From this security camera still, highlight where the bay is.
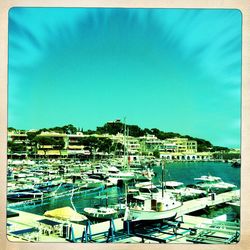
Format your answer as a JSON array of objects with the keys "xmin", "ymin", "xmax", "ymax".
[{"xmin": 11, "ymin": 161, "xmax": 240, "ymax": 221}]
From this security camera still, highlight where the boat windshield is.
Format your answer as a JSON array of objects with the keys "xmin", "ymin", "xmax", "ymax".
[
  {"xmin": 151, "ymin": 188, "xmax": 159, "ymax": 193},
  {"xmin": 109, "ymin": 170, "xmax": 119, "ymax": 174},
  {"xmin": 139, "ymin": 187, "xmax": 159, "ymax": 193},
  {"xmin": 139, "ymin": 187, "xmax": 151, "ymax": 193}
]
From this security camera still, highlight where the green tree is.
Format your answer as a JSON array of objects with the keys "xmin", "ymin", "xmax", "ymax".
[
  {"xmin": 127, "ymin": 125, "xmax": 144, "ymax": 137},
  {"xmin": 8, "ymin": 141, "xmax": 26, "ymax": 153},
  {"xmin": 8, "ymin": 127, "xmax": 16, "ymax": 132},
  {"xmin": 34, "ymin": 136, "xmax": 65, "ymax": 149},
  {"xmin": 153, "ymin": 150, "xmax": 160, "ymax": 158},
  {"xmin": 96, "ymin": 122, "xmax": 124, "ymax": 135},
  {"xmin": 62, "ymin": 124, "xmax": 78, "ymax": 134},
  {"xmin": 210, "ymin": 146, "xmax": 229, "ymax": 152}
]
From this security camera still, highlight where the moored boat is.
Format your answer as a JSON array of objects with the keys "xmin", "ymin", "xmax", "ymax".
[
  {"xmin": 74, "ymin": 178, "xmax": 106, "ymax": 190},
  {"xmin": 83, "ymin": 207, "xmax": 119, "ymax": 221},
  {"xmin": 231, "ymin": 161, "xmax": 241, "ymax": 168},
  {"xmin": 34, "ymin": 180, "xmax": 62, "ymax": 193},
  {"xmin": 194, "ymin": 175, "xmax": 237, "ymax": 193},
  {"xmin": 124, "ymin": 193, "xmax": 181, "ymax": 222},
  {"xmin": 158, "ymin": 181, "xmax": 207, "ymax": 201},
  {"xmin": 124, "ymin": 160, "xmax": 183, "ymax": 222},
  {"xmin": 7, "ymin": 188, "xmax": 43, "ymax": 201}
]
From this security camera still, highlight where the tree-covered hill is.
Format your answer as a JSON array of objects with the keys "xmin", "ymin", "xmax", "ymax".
[{"xmin": 8, "ymin": 121, "xmax": 230, "ymax": 152}]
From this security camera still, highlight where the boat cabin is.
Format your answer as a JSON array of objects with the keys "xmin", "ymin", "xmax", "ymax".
[{"xmin": 129, "ymin": 195, "xmax": 159, "ymax": 211}]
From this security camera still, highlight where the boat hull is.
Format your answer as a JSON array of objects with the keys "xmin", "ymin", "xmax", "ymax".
[
  {"xmin": 83, "ymin": 212, "xmax": 119, "ymax": 221},
  {"xmin": 128, "ymin": 208, "xmax": 178, "ymax": 222},
  {"xmin": 7, "ymin": 192, "xmax": 43, "ymax": 201},
  {"xmin": 83, "ymin": 208, "xmax": 119, "ymax": 221}
]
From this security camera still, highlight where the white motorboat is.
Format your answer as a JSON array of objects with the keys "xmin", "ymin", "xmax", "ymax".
[
  {"xmin": 83, "ymin": 207, "xmax": 119, "ymax": 220},
  {"xmin": 104, "ymin": 166, "xmax": 140, "ymax": 185},
  {"xmin": 76, "ymin": 178, "xmax": 106, "ymax": 190},
  {"xmin": 88, "ymin": 165, "xmax": 135, "ymax": 183},
  {"xmin": 159, "ymin": 181, "xmax": 207, "ymax": 201},
  {"xmin": 194, "ymin": 175, "xmax": 237, "ymax": 193}
]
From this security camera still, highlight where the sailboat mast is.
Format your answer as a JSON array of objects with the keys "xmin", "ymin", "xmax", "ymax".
[
  {"xmin": 123, "ymin": 118, "xmax": 126, "ymax": 168},
  {"xmin": 124, "ymin": 182, "xmax": 128, "ymax": 206},
  {"xmin": 127, "ymin": 127, "xmax": 130, "ymax": 171},
  {"xmin": 161, "ymin": 161, "xmax": 164, "ymax": 198}
]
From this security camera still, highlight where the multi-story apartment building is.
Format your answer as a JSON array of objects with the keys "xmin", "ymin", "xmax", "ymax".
[
  {"xmin": 8, "ymin": 131, "xmax": 28, "ymax": 143},
  {"xmin": 8, "ymin": 131, "xmax": 29, "ymax": 157},
  {"xmin": 166, "ymin": 138, "xmax": 197, "ymax": 153},
  {"xmin": 126, "ymin": 138, "xmax": 141, "ymax": 155},
  {"xmin": 139, "ymin": 134, "xmax": 163, "ymax": 152},
  {"xmin": 160, "ymin": 138, "xmax": 211, "ymax": 161},
  {"xmin": 35, "ymin": 131, "xmax": 67, "ymax": 156},
  {"xmin": 159, "ymin": 143, "xmax": 177, "ymax": 153},
  {"xmin": 110, "ymin": 133, "xmax": 141, "ymax": 155},
  {"xmin": 67, "ymin": 132, "xmax": 90, "ymax": 156}
]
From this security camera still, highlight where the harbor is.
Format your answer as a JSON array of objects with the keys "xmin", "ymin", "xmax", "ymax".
[
  {"xmin": 6, "ymin": 158, "xmax": 240, "ymax": 244},
  {"xmin": 6, "ymin": 121, "xmax": 241, "ymax": 244},
  {"xmin": 7, "ymin": 190, "xmax": 240, "ymax": 244}
]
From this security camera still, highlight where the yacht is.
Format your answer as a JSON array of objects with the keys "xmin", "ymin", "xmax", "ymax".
[
  {"xmin": 194, "ymin": 175, "xmax": 237, "ymax": 193},
  {"xmin": 158, "ymin": 181, "xmax": 207, "ymax": 201},
  {"xmin": 103, "ymin": 166, "xmax": 135, "ymax": 185}
]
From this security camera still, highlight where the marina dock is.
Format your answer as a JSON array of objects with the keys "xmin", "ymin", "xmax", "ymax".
[
  {"xmin": 176, "ymin": 189, "xmax": 240, "ymax": 217},
  {"xmin": 7, "ymin": 189, "xmax": 240, "ymax": 243}
]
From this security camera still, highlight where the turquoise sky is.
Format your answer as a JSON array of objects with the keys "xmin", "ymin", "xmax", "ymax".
[{"xmin": 8, "ymin": 8, "xmax": 241, "ymax": 148}]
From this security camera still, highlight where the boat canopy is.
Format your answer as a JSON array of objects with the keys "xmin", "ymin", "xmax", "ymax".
[{"xmin": 44, "ymin": 206, "xmax": 87, "ymax": 222}]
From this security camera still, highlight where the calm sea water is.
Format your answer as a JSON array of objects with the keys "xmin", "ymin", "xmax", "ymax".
[
  {"xmin": 12, "ymin": 162, "xmax": 240, "ymax": 220},
  {"xmin": 153, "ymin": 161, "xmax": 240, "ymax": 187}
]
